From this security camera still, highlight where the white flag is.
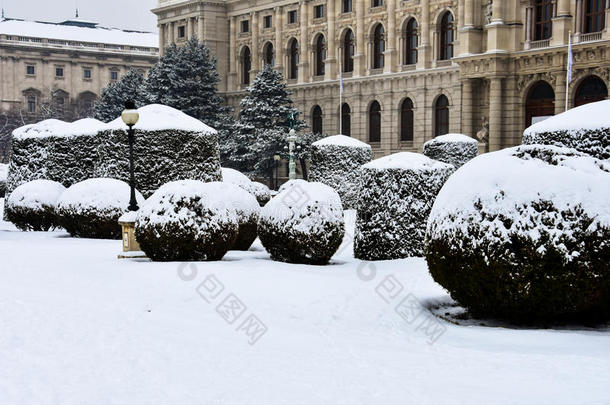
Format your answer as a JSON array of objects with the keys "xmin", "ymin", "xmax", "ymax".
[
  {"xmin": 340, "ymin": 71, "xmax": 344, "ymax": 93},
  {"xmin": 567, "ymin": 33, "xmax": 573, "ymax": 84}
]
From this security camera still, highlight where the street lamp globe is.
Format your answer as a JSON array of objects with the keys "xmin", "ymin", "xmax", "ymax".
[{"xmin": 121, "ymin": 100, "xmax": 139, "ymax": 126}]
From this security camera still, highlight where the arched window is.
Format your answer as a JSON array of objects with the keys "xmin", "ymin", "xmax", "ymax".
[
  {"xmin": 241, "ymin": 46, "xmax": 251, "ymax": 84},
  {"xmin": 585, "ymin": 0, "xmax": 606, "ymax": 33},
  {"xmin": 263, "ymin": 42, "xmax": 274, "ymax": 66},
  {"xmin": 341, "ymin": 103, "xmax": 351, "ymax": 136},
  {"xmin": 404, "ymin": 18, "xmax": 418, "ymax": 65},
  {"xmin": 525, "ymin": 81, "xmax": 555, "ymax": 127},
  {"xmin": 534, "ymin": 0, "xmax": 553, "ymax": 40},
  {"xmin": 343, "ymin": 0, "xmax": 353, "ymax": 13},
  {"xmin": 369, "ymin": 100, "xmax": 381, "ymax": 142},
  {"xmin": 288, "ymin": 38, "xmax": 299, "ymax": 80},
  {"xmin": 78, "ymin": 91, "xmax": 97, "ymax": 118},
  {"xmin": 27, "ymin": 95, "xmax": 36, "ymax": 113},
  {"xmin": 575, "ymin": 76, "xmax": 608, "ymax": 107},
  {"xmin": 312, "ymin": 105, "xmax": 323, "ymax": 134},
  {"xmin": 400, "ymin": 98, "xmax": 414, "ymax": 142},
  {"xmin": 372, "ymin": 24, "xmax": 385, "ymax": 69},
  {"xmin": 52, "ymin": 90, "xmax": 69, "ymax": 115},
  {"xmin": 314, "ymin": 35, "xmax": 326, "ymax": 76},
  {"xmin": 434, "ymin": 95, "xmax": 449, "ymax": 136},
  {"xmin": 439, "ymin": 12, "xmax": 454, "ymax": 60},
  {"xmin": 343, "ymin": 29, "xmax": 355, "ymax": 72}
]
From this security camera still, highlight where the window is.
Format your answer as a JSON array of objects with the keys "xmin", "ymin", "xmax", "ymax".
[
  {"xmin": 404, "ymin": 18, "xmax": 418, "ymax": 65},
  {"xmin": 371, "ymin": 0, "xmax": 382, "ymax": 7},
  {"xmin": 26, "ymin": 65, "xmax": 35, "ymax": 76},
  {"xmin": 312, "ymin": 105, "xmax": 323, "ymax": 134},
  {"xmin": 288, "ymin": 38, "xmax": 299, "ymax": 79},
  {"xmin": 343, "ymin": 29, "xmax": 354, "ymax": 72},
  {"xmin": 110, "ymin": 71, "xmax": 119, "ymax": 81},
  {"xmin": 263, "ymin": 42, "xmax": 274, "ymax": 66},
  {"xmin": 27, "ymin": 95, "xmax": 36, "ymax": 113},
  {"xmin": 369, "ymin": 101, "xmax": 381, "ymax": 142},
  {"xmin": 241, "ymin": 20, "xmax": 250, "ymax": 33},
  {"xmin": 439, "ymin": 12, "xmax": 454, "ymax": 60},
  {"xmin": 400, "ymin": 98, "xmax": 414, "ymax": 141},
  {"xmin": 264, "ymin": 15, "xmax": 273, "ymax": 29},
  {"xmin": 434, "ymin": 95, "xmax": 449, "ymax": 136},
  {"xmin": 534, "ymin": 0, "xmax": 553, "ymax": 40},
  {"xmin": 241, "ymin": 46, "xmax": 251, "ymax": 85},
  {"xmin": 178, "ymin": 25, "xmax": 186, "ymax": 38},
  {"xmin": 341, "ymin": 103, "xmax": 351, "ymax": 136},
  {"xmin": 314, "ymin": 35, "xmax": 326, "ymax": 76},
  {"xmin": 314, "ymin": 5, "xmax": 325, "ymax": 19},
  {"xmin": 525, "ymin": 81, "xmax": 555, "ymax": 127},
  {"xmin": 55, "ymin": 67, "xmax": 64, "ymax": 77},
  {"xmin": 288, "ymin": 10, "xmax": 297, "ymax": 24},
  {"xmin": 343, "ymin": 0, "xmax": 353, "ymax": 13},
  {"xmin": 575, "ymin": 75, "xmax": 608, "ymax": 107},
  {"xmin": 584, "ymin": 0, "xmax": 605, "ymax": 33},
  {"xmin": 372, "ymin": 24, "xmax": 385, "ymax": 69},
  {"xmin": 83, "ymin": 68, "xmax": 92, "ymax": 79}
]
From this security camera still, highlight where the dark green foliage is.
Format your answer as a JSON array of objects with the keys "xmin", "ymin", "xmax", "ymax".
[
  {"xmin": 234, "ymin": 221, "xmax": 258, "ymax": 251},
  {"xmin": 94, "ymin": 69, "xmax": 147, "ymax": 123},
  {"xmin": 56, "ymin": 208, "xmax": 123, "ymax": 239},
  {"xmin": 422, "ymin": 136, "xmax": 478, "ymax": 168},
  {"xmin": 5, "ymin": 204, "xmax": 58, "ymax": 231},
  {"xmin": 522, "ymin": 128, "xmax": 610, "ymax": 160},
  {"xmin": 5, "ymin": 136, "xmax": 50, "ymax": 196}
]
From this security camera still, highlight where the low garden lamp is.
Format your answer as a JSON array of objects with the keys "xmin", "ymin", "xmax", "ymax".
[{"xmin": 121, "ymin": 100, "xmax": 140, "ymax": 212}]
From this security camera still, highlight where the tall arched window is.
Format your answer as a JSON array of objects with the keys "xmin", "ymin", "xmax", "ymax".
[
  {"xmin": 439, "ymin": 12, "xmax": 454, "ymax": 60},
  {"xmin": 314, "ymin": 35, "xmax": 326, "ymax": 76},
  {"xmin": 372, "ymin": 24, "xmax": 385, "ymax": 69},
  {"xmin": 400, "ymin": 98, "xmax": 414, "ymax": 142},
  {"xmin": 404, "ymin": 18, "xmax": 418, "ymax": 65},
  {"xmin": 434, "ymin": 95, "xmax": 449, "ymax": 136},
  {"xmin": 525, "ymin": 81, "xmax": 555, "ymax": 127},
  {"xmin": 312, "ymin": 105, "xmax": 323, "ymax": 134},
  {"xmin": 369, "ymin": 100, "xmax": 381, "ymax": 142},
  {"xmin": 585, "ymin": 0, "xmax": 606, "ymax": 33},
  {"xmin": 534, "ymin": 0, "xmax": 553, "ymax": 40},
  {"xmin": 288, "ymin": 38, "xmax": 299, "ymax": 80},
  {"xmin": 341, "ymin": 103, "xmax": 351, "ymax": 136},
  {"xmin": 343, "ymin": 29, "xmax": 355, "ymax": 72},
  {"xmin": 343, "ymin": 0, "xmax": 352, "ymax": 13},
  {"xmin": 263, "ymin": 42, "xmax": 274, "ymax": 66},
  {"xmin": 575, "ymin": 75, "xmax": 608, "ymax": 107},
  {"xmin": 241, "ymin": 46, "xmax": 251, "ymax": 85}
]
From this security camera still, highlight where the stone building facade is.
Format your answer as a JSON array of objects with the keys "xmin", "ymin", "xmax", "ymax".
[{"xmin": 154, "ymin": 0, "xmax": 610, "ymax": 156}]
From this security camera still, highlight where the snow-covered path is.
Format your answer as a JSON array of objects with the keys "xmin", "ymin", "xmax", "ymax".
[{"xmin": 1, "ymin": 211, "xmax": 609, "ymax": 404}]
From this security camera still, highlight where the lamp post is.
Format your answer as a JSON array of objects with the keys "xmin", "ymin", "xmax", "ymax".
[{"xmin": 121, "ymin": 100, "xmax": 140, "ymax": 212}]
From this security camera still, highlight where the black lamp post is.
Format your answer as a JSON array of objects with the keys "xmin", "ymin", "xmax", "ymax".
[{"xmin": 121, "ymin": 100, "xmax": 140, "ymax": 212}]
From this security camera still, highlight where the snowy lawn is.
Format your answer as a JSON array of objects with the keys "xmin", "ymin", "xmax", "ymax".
[{"xmin": 1, "ymin": 204, "xmax": 609, "ymax": 404}]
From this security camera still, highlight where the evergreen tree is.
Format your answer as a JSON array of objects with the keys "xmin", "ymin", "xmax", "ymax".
[{"xmin": 94, "ymin": 70, "xmax": 146, "ymax": 122}]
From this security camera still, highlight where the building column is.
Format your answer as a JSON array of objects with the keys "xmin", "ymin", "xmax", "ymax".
[
  {"xmin": 464, "ymin": 0, "xmax": 474, "ymax": 27},
  {"xmin": 459, "ymin": 0, "xmax": 482, "ymax": 55},
  {"xmin": 461, "ymin": 78, "xmax": 474, "ymax": 138},
  {"xmin": 418, "ymin": 0, "xmax": 431, "ymax": 69},
  {"xmin": 487, "ymin": 0, "xmax": 509, "ymax": 51},
  {"xmin": 354, "ymin": 0, "xmax": 366, "ymax": 75},
  {"xmin": 159, "ymin": 24, "xmax": 166, "ymax": 55},
  {"xmin": 384, "ymin": 0, "xmax": 397, "ymax": 73},
  {"xmin": 325, "ymin": 0, "xmax": 337, "ymax": 80},
  {"xmin": 298, "ymin": 1, "xmax": 310, "ymax": 83},
  {"xmin": 489, "ymin": 77, "xmax": 503, "ymax": 151},
  {"xmin": 198, "ymin": 16, "xmax": 204, "ymax": 40},
  {"xmin": 228, "ymin": 16, "xmax": 237, "ymax": 91},
  {"xmin": 275, "ymin": 7, "xmax": 284, "ymax": 75},
  {"xmin": 552, "ymin": 0, "xmax": 572, "ymax": 45},
  {"xmin": 251, "ymin": 11, "xmax": 260, "ymax": 78},
  {"xmin": 555, "ymin": 72, "xmax": 567, "ymax": 113},
  {"xmin": 524, "ymin": 7, "xmax": 533, "ymax": 49},
  {"xmin": 169, "ymin": 22, "xmax": 175, "ymax": 44},
  {"xmin": 187, "ymin": 18, "xmax": 193, "ymax": 40}
]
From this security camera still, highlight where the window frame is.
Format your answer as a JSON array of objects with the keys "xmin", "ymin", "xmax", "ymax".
[
  {"xmin": 369, "ymin": 100, "xmax": 382, "ymax": 142},
  {"xmin": 404, "ymin": 18, "xmax": 418, "ymax": 65},
  {"xmin": 439, "ymin": 12, "xmax": 454, "ymax": 61}
]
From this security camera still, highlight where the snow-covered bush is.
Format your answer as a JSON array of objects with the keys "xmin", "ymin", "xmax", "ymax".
[
  {"xmin": 423, "ymin": 133, "xmax": 478, "ymax": 168},
  {"xmin": 0, "ymin": 163, "xmax": 7, "ymax": 197},
  {"xmin": 95, "ymin": 105, "xmax": 222, "ymax": 198},
  {"xmin": 135, "ymin": 180, "xmax": 239, "ymax": 261},
  {"xmin": 221, "ymin": 167, "xmax": 271, "ymax": 206},
  {"xmin": 425, "ymin": 145, "xmax": 610, "ymax": 322},
  {"xmin": 309, "ymin": 135, "xmax": 372, "ymax": 209},
  {"xmin": 5, "ymin": 179, "xmax": 65, "ymax": 231},
  {"xmin": 56, "ymin": 178, "xmax": 144, "ymax": 239},
  {"xmin": 354, "ymin": 153, "xmax": 454, "ymax": 260},
  {"xmin": 522, "ymin": 100, "xmax": 610, "ymax": 160},
  {"xmin": 247, "ymin": 182, "xmax": 271, "ymax": 206},
  {"xmin": 258, "ymin": 180, "xmax": 345, "ymax": 264}
]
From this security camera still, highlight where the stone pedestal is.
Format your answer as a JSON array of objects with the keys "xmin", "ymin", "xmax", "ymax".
[{"xmin": 118, "ymin": 211, "xmax": 146, "ymax": 259}]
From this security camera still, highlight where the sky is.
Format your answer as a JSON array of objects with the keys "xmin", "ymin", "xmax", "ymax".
[{"xmin": 2, "ymin": 0, "xmax": 159, "ymax": 33}]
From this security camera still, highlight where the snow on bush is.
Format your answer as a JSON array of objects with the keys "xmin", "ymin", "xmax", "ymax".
[
  {"xmin": 5, "ymin": 179, "xmax": 65, "ymax": 231},
  {"xmin": 258, "ymin": 180, "xmax": 345, "ymax": 264},
  {"xmin": 522, "ymin": 100, "xmax": 610, "ymax": 160},
  {"xmin": 95, "ymin": 104, "xmax": 222, "ymax": 198},
  {"xmin": 422, "ymin": 133, "xmax": 478, "ymax": 168},
  {"xmin": 56, "ymin": 178, "xmax": 144, "ymax": 239},
  {"xmin": 135, "ymin": 180, "xmax": 239, "ymax": 261},
  {"xmin": 0, "ymin": 163, "xmax": 7, "ymax": 197},
  {"xmin": 425, "ymin": 145, "xmax": 610, "ymax": 322},
  {"xmin": 221, "ymin": 167, "xmax": 271, "ymax": 206},
  {"xmin": 309, "ymin": 135, "xmax": 372, "ymax": 209},
  {"xmin": 354, "ymin": 152, "xmax": 455, "ymax": 260}
]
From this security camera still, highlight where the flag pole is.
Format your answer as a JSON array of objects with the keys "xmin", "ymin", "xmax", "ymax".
[
  {"xmin": 565, "ymin": 31, "xmax": 572, "ymax": 112},
  {"xmin": 339, "ymin": 56, "xmax": 343, "ymax": 135}
]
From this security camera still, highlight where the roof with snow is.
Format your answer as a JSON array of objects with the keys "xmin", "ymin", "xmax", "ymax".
[{"xmin": 0, "ymin": 18, "xmax": 158, "ymax": 49}]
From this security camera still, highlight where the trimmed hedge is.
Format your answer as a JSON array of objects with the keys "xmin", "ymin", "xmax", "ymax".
[
  {"xmin": 425, "ymin": 145, "xmax": 610, "ymax": 323},
  {"xmin": 5, "ymin": 179, "xmax": 65, "ymax": 231},
  {"xmin": 422, "ymin": 133, "xmax": 478, "ymax": 168},
  {"xmin": 215, "ymin": 182, "xmax": 260, "ymax": 251}
]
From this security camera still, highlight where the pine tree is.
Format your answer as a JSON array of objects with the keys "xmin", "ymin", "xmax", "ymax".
[{"xmin": 94, "ymin": 69, "xmax": 146, "ymax": 122}]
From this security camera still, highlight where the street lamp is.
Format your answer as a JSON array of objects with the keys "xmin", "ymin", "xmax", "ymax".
[{"xmin": 121, "ymin": 100, "xmax": 140, "ymax": 211}]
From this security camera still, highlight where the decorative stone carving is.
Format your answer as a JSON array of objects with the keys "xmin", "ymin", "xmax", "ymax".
[
  {"xmin": 476, "ymin": 116, "xmax": 489, "ymax": 144},
  {"xmin": 485, "ymin": 1, "xmax": 493, "ymax": 24}
]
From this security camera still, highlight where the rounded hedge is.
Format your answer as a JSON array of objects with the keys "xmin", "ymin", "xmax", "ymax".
[
  {"xmin": 309, "ymin": 135, "xmax": 373, "ymax": 209},
  {"xmin": 215, "ymin": 182, "xmax": 260, "ymax": 251},
  {"xmin": 56, "ymin": 178, "xmax": 144, "ymax": 239},
  {"xmin": 354, "ymin": 152, "xmax": 455, "ymax": 260},
  {"xmin": 135, "ymin": 180, "xmax": 239, "ymax": 261},
  {"xmin": 258, "ymin": 180, "xmax": 345, "ymax": 265},
  {"xmin": 425, "ymin": 145, "xmax": 610, "ymax": 323},
  {"xmin": 221, "ymin": 167, "xmax": 271, "ymax": 206},
  {"xmin": 5, "ymin": 179, "xmax": 65, "ymax": 231},
  {"xmin": 422, "ymin": 133, "xmax": 478, "ymax": 168}
]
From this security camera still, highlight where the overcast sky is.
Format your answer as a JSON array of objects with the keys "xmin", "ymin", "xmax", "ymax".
[{"xmin": 2, "ymin": 0, "xmax": 159, "ymax": 32}]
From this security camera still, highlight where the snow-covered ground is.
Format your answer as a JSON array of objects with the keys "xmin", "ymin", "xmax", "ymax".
[{"xmin": 1, "ymin": 201, "xmax": 609, "ymax": 404}]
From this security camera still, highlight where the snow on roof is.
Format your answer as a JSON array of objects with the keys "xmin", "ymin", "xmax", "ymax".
[
  {"xmin": 424, "ymin": 134, "xmax": 478, "ymax": 145},
  {"xmin": 524, "ymin": 99, "xmax": 610, "ymax": 135},
  {"xmin": 107, "ymin": 104, "xmax": 217, "ymax": 134},
  {"xmin": 0, "ymin": 18, "xmax": 158, "ymax": 48},
  {"xmin": 363, "ymin": 152, "xmax": 454, "ymax": 171},
  {"xmin": 12, "ymin": 118, "xmax": 109, "ymax": 140},
  {"xmin": 313, "ymin": 135, "xmax": 372, "ymax": 149}
]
